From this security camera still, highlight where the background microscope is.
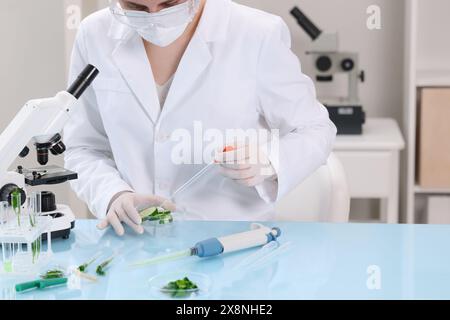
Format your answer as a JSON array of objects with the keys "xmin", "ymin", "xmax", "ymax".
[{"xmin": 291, "ymin": 6, "xmax": 366, "ymax": 135}]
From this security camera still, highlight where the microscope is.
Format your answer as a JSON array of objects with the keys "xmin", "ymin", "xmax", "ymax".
[
  {"xmin": 290, "ymin": 7, "xmax": 366, "ymax": 135},
  {"xmin": 0, "ymin": 65, "xmax": 99, "ymax": 239}
]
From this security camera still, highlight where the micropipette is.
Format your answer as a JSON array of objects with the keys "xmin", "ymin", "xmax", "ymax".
[{"xmin": 131, "ymin": 223, "xmax": 281, "ymax": 267}]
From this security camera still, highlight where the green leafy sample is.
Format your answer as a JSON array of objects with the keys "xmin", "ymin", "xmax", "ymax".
[
  {"xmin": 11, "ymin": 188, "xmax": 21, "ymax": 227},
  {"xmin": 31, "ymin": 237, "xmax": 41, "ymax": 264},
  {"xmin": 162, "ymin": 277, "xmax": 199, "ymax": 298},
  {"xmin": 41, "ymin": 269, "xmax": 65, "ymax": 279},
  {"xmin": 96, "ymin": 257, "xmax": 114, "ymax": 276},
  {"xmin": 77, "ymin": 255, "xmax": 100, "ymax": 273},
  {"xmin": 29, "ymin": 212, "xmax": 36, "ymax": 228},
  {"xmin": 139, "ymin": 207, "xmax": 173, "ymax": 225}
]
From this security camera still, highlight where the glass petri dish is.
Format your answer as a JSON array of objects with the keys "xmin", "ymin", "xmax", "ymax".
[
  {"xmin": 142, "ymin": 211, "xmax": 185, "ymax": 237},
  {"xmin": 148, "ymin": 271, "xmax": 212, "ymax": 299}
]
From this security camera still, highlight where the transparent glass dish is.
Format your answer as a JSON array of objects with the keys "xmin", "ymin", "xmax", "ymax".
[
  {"xmin": 142, "ymin": 211, "xmax": 185, "ymax": 238},
  {"xmin": 148, "ymin": 271, "xmax": 212, "ymax": 299}
]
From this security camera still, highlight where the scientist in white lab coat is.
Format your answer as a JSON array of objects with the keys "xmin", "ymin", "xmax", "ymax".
[{"xmin": 64, "ymin": 0, "xmax": 337, "ymax": 236}]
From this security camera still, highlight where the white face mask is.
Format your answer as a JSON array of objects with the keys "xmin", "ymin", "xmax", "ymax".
[
  {"xmin": 136, "ymin": 20, "xmax": 191, "ymax": 47},
  {"xmin": 110, "ymin": 0, "xmax": 200, "ymax": 47}
]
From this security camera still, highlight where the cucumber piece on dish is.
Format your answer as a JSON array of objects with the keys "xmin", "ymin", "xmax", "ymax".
[{"xmin": 140, "ymin": 207, "xmax": 158, "ymax": 221}]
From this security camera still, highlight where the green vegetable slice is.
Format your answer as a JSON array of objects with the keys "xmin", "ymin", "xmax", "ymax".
[
  {"xmin": 41, "ymin": 269, "xmax": 65, "ymax": 279},
  {"xmin": 139, "ymin": 207, "xmax": 173, "ymax": 224},
  {"xmin": 162, "ymin": 277, "xmax": 199, "ymax": 298},
  {"xmin": 140, "ymin": 207, "xmax": 158, "ymax": 220}
]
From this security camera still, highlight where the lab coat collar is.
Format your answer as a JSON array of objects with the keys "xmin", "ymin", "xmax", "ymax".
[
  {"xmin": 108, "ymin": 0, "xmax": 231, "ymax": 124},
  {"xmin": 111, "ymin": 36, "xmax": 161, "ymax": 124},
  {"xmin": 197, "ymin": 0, "xmax": 231, "ymax": 43},
  {"xmin": 107, "ymin": 11, "xmax": 133, "ymax": 40}
]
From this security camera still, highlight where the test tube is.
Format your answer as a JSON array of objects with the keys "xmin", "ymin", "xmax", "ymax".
[
  {"xmin": 2, "ymin": 243, "xmax": 13, "ymax": 273},
  {"xmin": 1, "ymin": 203, "xmax": 6, "ymax": 271},
  {"xmin": 31, "ymin": 238, "xmax": 41, "ymax": 264},
  {"xmin": 36, "ymin": 192, "xmax": 42, "ymax": 216},
  {"xmin": 27, "ymin": 192, "xmax": 41, "ymax": 228},
  {"xmin": 1, "ymin": 202, "xmax": 13, "ymax": 273},
  {"xmin": 0, "ymin": 201, "xmax": 7, "ymax": 225},
  {"xmin": 35, "ymin": 192, "xmax": 42, "ymax": 262},
  {"xmin": 11, "ymin": 189, "xmax": 21, "ymax": 227},
  {"xmin": 33, "ymin": 192, "xmax": 42, "ymax": 264},
  {"xmin": 27, "ymin": 196, "xmax": 34, "ymax": 228}
]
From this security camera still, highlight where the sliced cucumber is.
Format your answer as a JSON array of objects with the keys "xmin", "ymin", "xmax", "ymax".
[
  {"xmin": 140, "ymin": 207, "xmax": 158, "ymax": 221},
  {"xmin": 140, "ymin": 206, "xmax": 173, "ymax": 224}
]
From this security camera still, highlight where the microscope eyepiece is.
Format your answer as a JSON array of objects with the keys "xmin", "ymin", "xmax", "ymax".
[
  {"xmin": 67, "ymin": 64, "xmax": 100, "ymax": 99},
  {"xmin": 290, "ymin": 7, "xmax": 322, "ymax": 41}
]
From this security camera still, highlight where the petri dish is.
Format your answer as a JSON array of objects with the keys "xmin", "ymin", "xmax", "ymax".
[
  {"xmin": 142, "ymin": 211, "xmax": 185, "ymax": 238},
  {"xmin": 148, "ymin": 271, "xmax": 212, "ymax": 299}
]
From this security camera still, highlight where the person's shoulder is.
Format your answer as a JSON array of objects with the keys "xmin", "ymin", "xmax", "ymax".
[
  {"xmin": 78, "ymin": 8, "xmax": 113, "ymax": 34},
  {"xmin": 229, "ymin": 1, "xmax": 286, "ymax": 35}
]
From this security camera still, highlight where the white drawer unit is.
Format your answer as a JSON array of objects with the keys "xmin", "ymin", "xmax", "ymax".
[
  {"xmin": 334, "ymin": 118, "xmax": 405, "ymax": 223},
  {"xmin": 336, "ymin": 151, "xmax": 393, "ymax": 198}
]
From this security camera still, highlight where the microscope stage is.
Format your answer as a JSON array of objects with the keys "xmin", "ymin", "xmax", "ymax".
[{"xmin": 21, "ymin": 165, "xmax": 78, "ymax": 186}]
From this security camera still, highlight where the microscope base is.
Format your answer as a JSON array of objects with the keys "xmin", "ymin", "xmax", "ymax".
[
  {"xmin": 40, "ymin": 204, "xmax": 75, "ymax": 240},
  {"xmin": 325, "ymin": 104, "xmax": 366, "ymax": 135}
]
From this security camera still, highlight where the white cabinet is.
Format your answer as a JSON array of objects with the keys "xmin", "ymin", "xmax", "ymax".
[
  {"xmin": 334, "ymin": 118, "xmax": 405, "ymax": 223},
  {"xmin": 336, "ymin": 151, "xmax": 392, "ymax": 198}
]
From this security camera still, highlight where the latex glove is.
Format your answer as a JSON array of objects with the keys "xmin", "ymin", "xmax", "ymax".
[
  {"xmin": 97, "ymin": 192, "xmax": 175, "ymax": 236},
  {"xmin": 215, "ymin": 144, "xmax": 277, "ymax": 187}
]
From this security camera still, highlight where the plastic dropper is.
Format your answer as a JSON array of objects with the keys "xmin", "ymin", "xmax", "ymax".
[{"xmin": 169, "ymin": 146, "xmax": 237, "ymax": 201}]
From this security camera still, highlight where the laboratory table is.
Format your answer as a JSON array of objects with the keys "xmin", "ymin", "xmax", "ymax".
[{"xmin": 1, "ymin": 220, "xmax": 450, "ymax": 300}]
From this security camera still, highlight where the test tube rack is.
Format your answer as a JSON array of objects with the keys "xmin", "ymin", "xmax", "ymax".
[{"xmin": 0, "ymin": 214, "xmax": 53, "ymax": 276}]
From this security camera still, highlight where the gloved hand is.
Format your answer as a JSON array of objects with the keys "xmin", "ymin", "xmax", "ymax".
[
  {"xmin": 215, "ymin": 144, "xmax": 277, "ymax": 187},
  {"xmin": 97, "ymin": 192, "xmax": 176, "ymax": 236}
]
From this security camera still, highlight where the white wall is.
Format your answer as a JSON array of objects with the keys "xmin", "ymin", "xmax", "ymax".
[
  {"xmin": 416, "ymin": 0, "xmax": 450, "ymax": 71},
  {"xmin": 0, "ymin": 1, "xmax": 106, "ymax": 219},
  {"xmin": 0, "ymin": 1, "xmax": 66, "ymax": 114},
  {"xmin": 0, "ymin": 1, "xmax": 75, "ymax": 213}
]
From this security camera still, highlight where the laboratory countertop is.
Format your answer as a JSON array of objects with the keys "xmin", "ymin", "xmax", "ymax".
[{"xmin": 1, "ymin": 220, "xmax": 450, "ymax": 300}]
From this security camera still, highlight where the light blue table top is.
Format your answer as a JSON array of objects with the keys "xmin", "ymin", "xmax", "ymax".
[{"xmin": 2, "ymin": 220, "xmax": 450, "ymax": 300}]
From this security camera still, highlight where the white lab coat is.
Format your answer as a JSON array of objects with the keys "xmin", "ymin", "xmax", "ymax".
[{"xmin": 64, "ymin": 0, "xmax": 336, "ymax": 221}]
